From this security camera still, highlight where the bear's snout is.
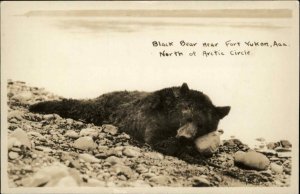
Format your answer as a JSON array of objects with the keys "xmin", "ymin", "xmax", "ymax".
[{"xmin": 176, "ymin": 122, "xmax": 197, "ymax": 139}]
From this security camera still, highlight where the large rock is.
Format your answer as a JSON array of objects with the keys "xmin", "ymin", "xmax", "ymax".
[
  {"xmin": 234, "ymin": 151, "xmax": 270, "ymax": 170},
  {"xmin": 73, "ymin": 137, "xmax": 97, "ymax": 150},
  {"xmin": 194, "ymin": 131, "xmax": 220, "ymax": 155}
]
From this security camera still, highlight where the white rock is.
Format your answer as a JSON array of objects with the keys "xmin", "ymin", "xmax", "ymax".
[
  {"xmin": 105, "ymin": 156, "xmax": 123, "ymax": 165},
  {"xmin": 8, "ymin": 151, "xmax": 19, "ymax": 160},
  {"xmin": 194, "ymin": 131, "xmax": 220, "ymax": 155},
  {"xmin": 103, "ymin": 124, "xmax": 118, "ymax": 135},
  {"xmin": 43, "ymin": 114, "xmax": 55, "ymax": 120},
  {"xmin": 64, "ymin": 130, "xmax": 79, "ymax": 138},
  {"xmin": 78, "ymin": 153, "xmax": 100, "ymax": 163},
  {"xmin": 144, "ymin": 152, "xmax": 164, "ymax": 160},
  {"xmin": 79, "ymin": 128, "xmax": 99, "ymax": 137},
  {"xmin": 234, "ymin": 151, "xmax": 270, "ymax": 170},
  {"xmin": 123, "ymin": 147, "xmax": 141, "ymax": 158},
  {"xmin": 73, "ymin": 137, "xmax": 97, "ymax": 150}
]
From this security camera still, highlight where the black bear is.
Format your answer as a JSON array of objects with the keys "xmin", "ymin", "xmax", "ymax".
[{"xmin": 29, "ymin": 83, "xmax": 230, "ymax": 156}]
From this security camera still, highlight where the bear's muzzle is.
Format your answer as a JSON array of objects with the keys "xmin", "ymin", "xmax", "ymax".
[{"xmin": 176, "ymin": 122, "xmax": 197, "ymax": 139}]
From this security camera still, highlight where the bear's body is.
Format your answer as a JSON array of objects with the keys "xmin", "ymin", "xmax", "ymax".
[{"xmin": 29, "ymin": 83, "xmax": 230, "ymax": 156}]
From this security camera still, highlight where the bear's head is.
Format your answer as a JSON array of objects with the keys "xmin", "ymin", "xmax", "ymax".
[{"xmin": 144, "ymin": 83, "xmax": 230, "ymax": 141}]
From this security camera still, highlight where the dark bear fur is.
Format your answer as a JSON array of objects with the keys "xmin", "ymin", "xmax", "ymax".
[{"xmin": 29, "ymin": 83, "xmax": 230, "ymax": 157}]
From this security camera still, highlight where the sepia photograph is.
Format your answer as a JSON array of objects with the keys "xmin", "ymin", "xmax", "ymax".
[{"xmin": 1, "ymin": 1, "xmax": 299, "ymax": 194}]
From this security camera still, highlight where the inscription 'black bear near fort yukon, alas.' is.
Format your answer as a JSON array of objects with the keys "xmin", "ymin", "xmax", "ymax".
[{"xmin": 29, "ymin": 83, "xmax": 230, "ymax": 158}]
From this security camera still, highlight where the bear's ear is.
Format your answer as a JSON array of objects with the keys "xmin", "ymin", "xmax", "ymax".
[
  {"xmin": 180, "ymin": 83, "xmax": 189, "ymax": 94},
  {"xmin": 216, "ymin": 106, "xmax": 231, "ymax": 119}
]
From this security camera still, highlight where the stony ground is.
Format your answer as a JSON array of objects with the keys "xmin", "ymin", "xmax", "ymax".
[{"xmin": 6, "ymin": 80, "xmax": 292, "ymax": 187}]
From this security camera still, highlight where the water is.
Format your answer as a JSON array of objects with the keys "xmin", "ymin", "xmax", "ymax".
[{"xmin": 2, "ymin": 12, "xmax": 298, "ymax": 146}]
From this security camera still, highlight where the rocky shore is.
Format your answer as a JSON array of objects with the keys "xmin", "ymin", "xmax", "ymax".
[{"xmin": 6, "ymin": 80, "xmax": 292, "ymax": 187}]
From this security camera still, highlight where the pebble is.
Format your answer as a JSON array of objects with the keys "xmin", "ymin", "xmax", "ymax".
[
  {"xmin": 8, "ymin": 151, "xmax": 20, "ymax": 160},
  {"xmin": 107, "ymin": 146, "xmax": 123, "ymax": 157},
  {"xmin": 144, "ymin": 152, "xmax": 164, "ymax": 160},
  {"xmin": 105, "ymin": 156, "xmax": 123, "ymax": 165},
  {"xmin": 64, "ymin": 130, "xmax": 79, "ymax": 138},
  {"xmin": 73, "ymin": 136, "xmax": 97, "ymax": 150},
  {"xmin": 266, "ymin": 142, "xmax": 279, "ymax": 150},
  {"xmin": 78, "ymin": 153, "xmax": 100, "ymax": 163},
  {"xmin": 257, "ymin": 149, "xmax": 277, "ymax": 156},
  {"xmin": 9, "ymin": 128, "xmax": 32, "ymax": 149},
  {"xmin": 66, "ymin": 118, "xmax": 74, "ymax": 125},
  {"xmin": 123, "ymin": 147, "xmax": 141, "ymax": 158},
  {"xmin": 274, "ymin": 147, "xmax": 291, "ymax": 152},
  {"xmin": 136, "ymin": 164, "xmax": 149, "ymax": 174},
  {"xmin": 79, "ymin": 128, "xmax": 99, "ymax": 138},
  {"xmin": 270, "ymin": 163, "xmax": 283, "ymax": 174},
  {"xmin": 103, "ymin": 124, "xmax": 118, "ymax": 135},
  {"xmin": 234, "ymin": 151, "xmax": 270, "ymax": 170},
  {"xmin": 43, "ymin": 114, "xmax": 55, "ymax": 121},
  {"xmin": 280, "ymin": 140, "xmax": 292, "ymax": 148},
  {"xmin": 117, "ymin": 133, "xmax": 131, "ymax": 140},
  {"xmin": 277, "ymin": 152, "xmax": 292, "ymax": 158},
  {"xmin": 35, "ymin": 146, "xmax": 53, "ymax": 152}
]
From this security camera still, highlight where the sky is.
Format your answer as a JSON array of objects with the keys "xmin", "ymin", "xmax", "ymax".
[{"xmin": 1, "ymin": 2, "xmax": 299, "ymax": 146}]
